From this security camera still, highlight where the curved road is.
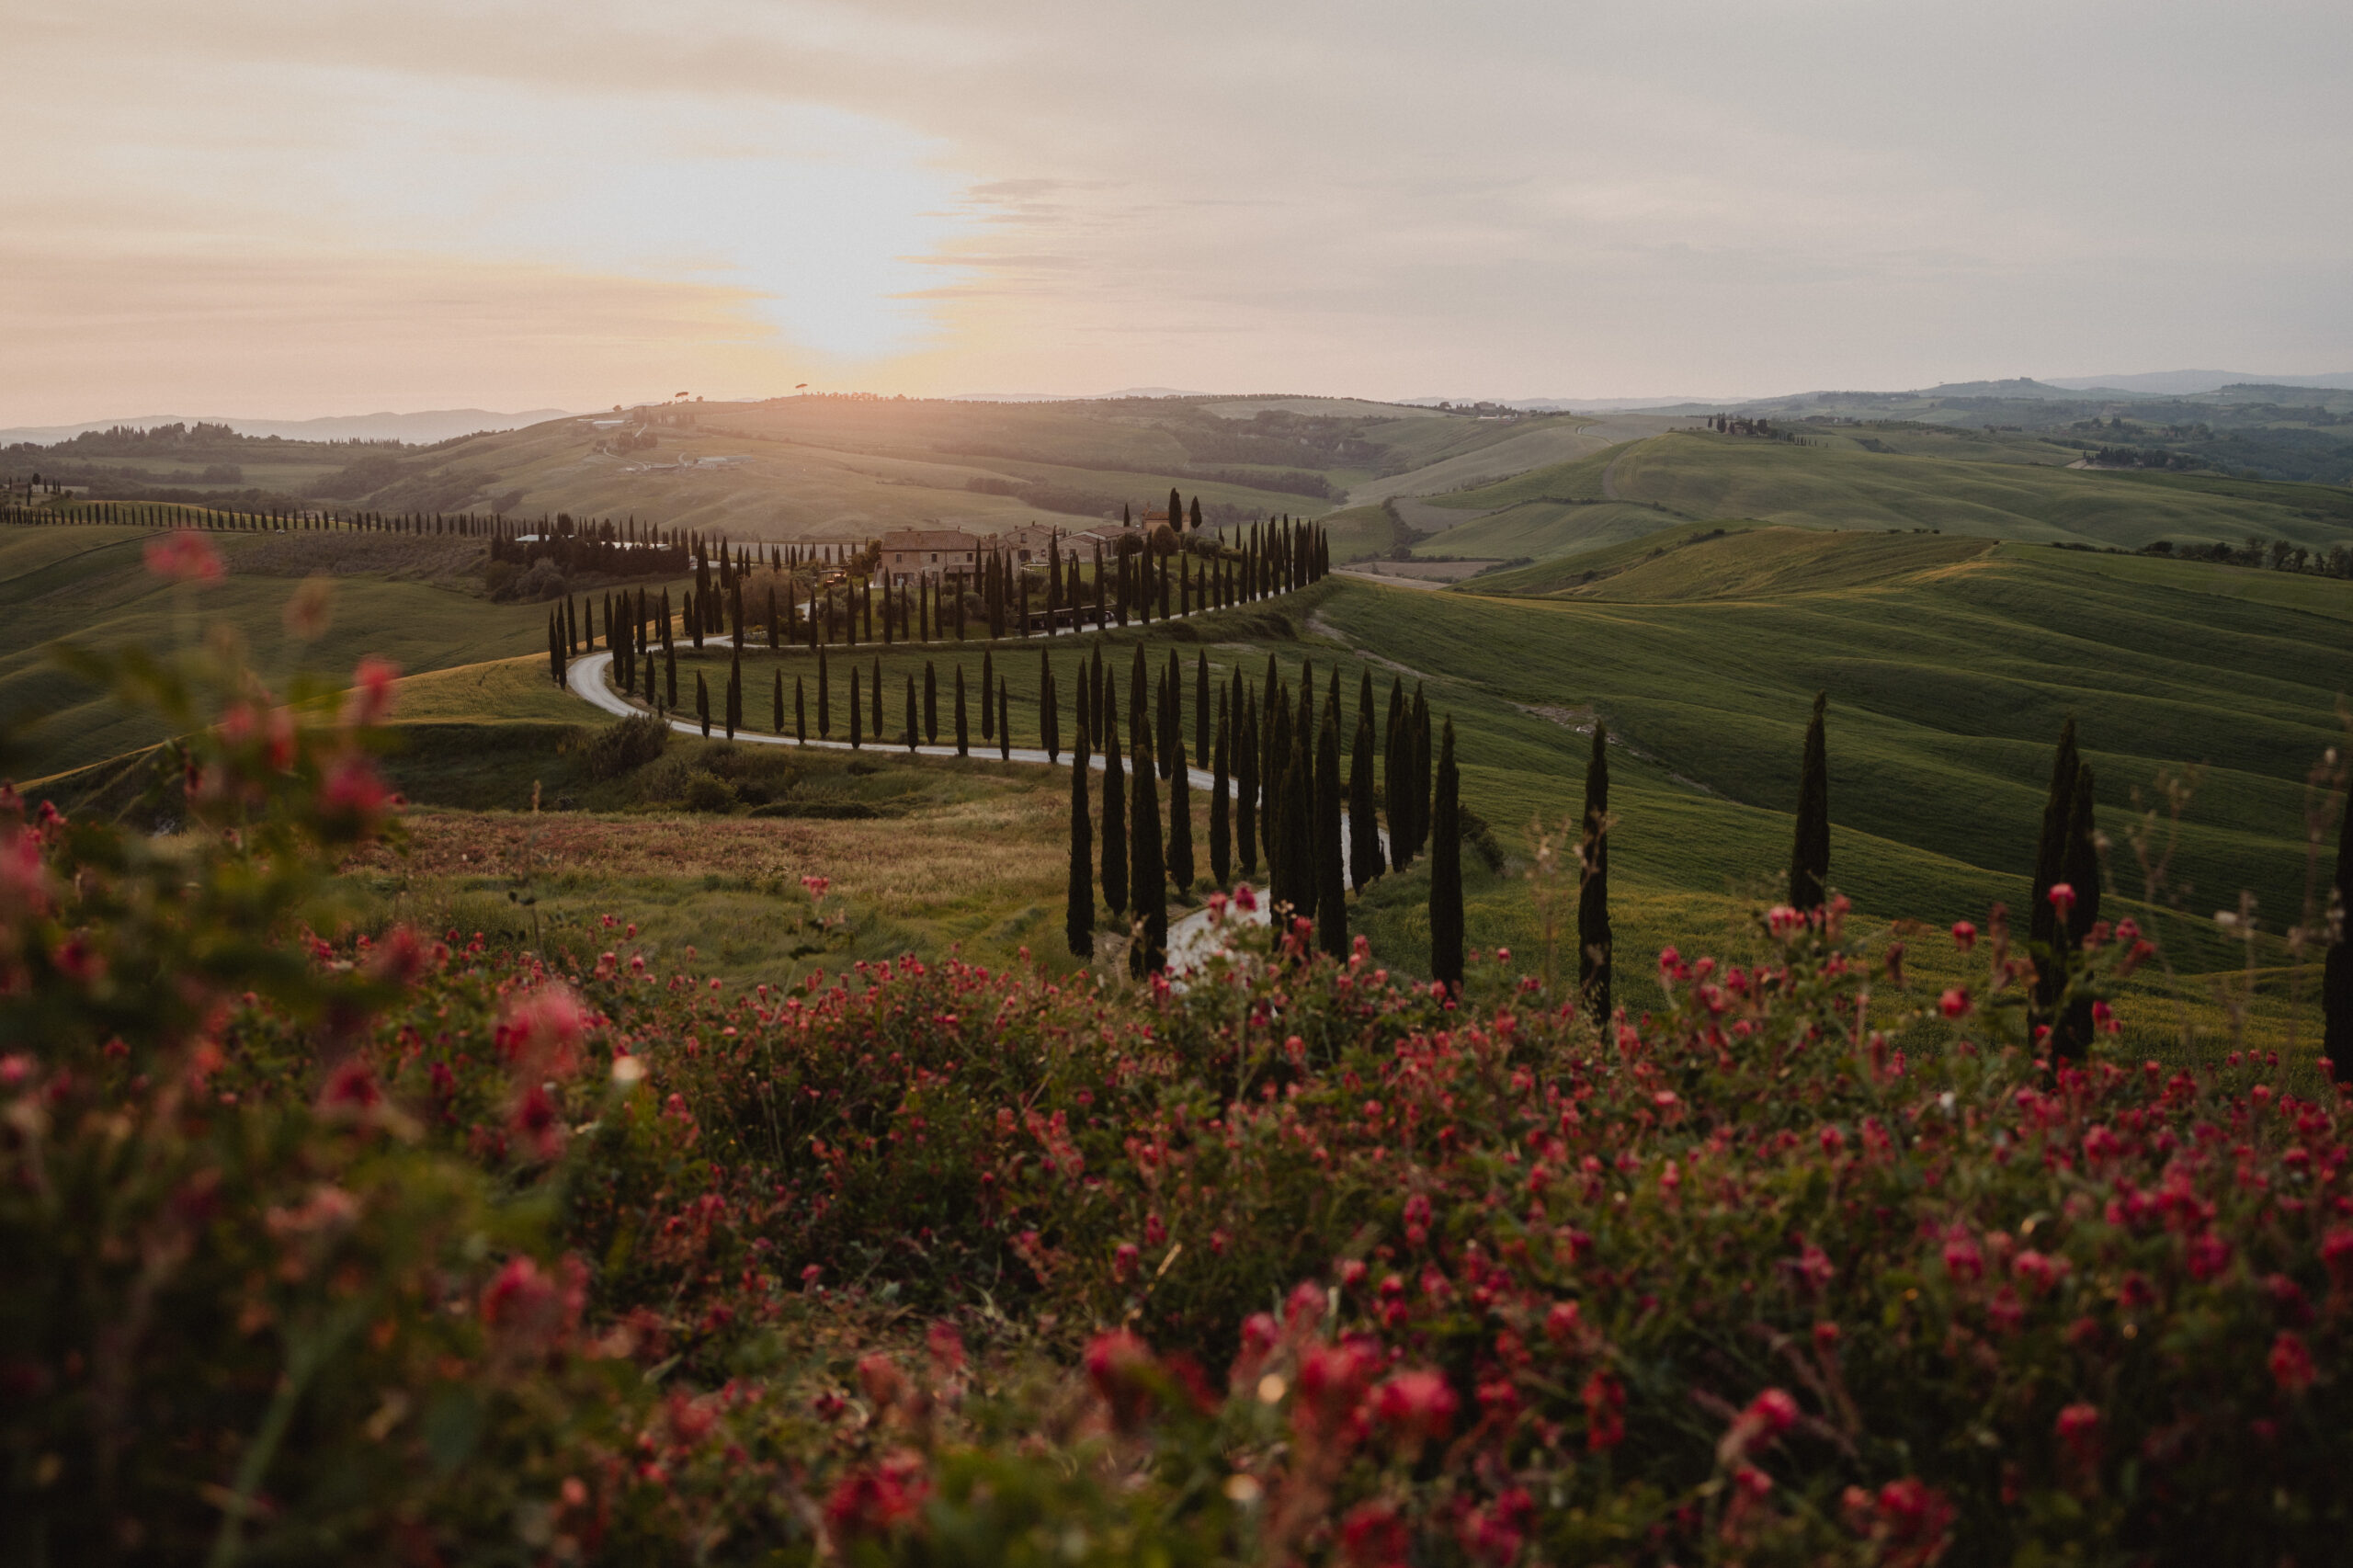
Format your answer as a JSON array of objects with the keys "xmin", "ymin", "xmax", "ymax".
[{"xmin": 561, "ymin": 651, "xmax": 1398, "ymax": 972}]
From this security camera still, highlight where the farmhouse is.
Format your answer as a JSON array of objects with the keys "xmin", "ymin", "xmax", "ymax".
[{"xmin": 879, "ymin": 528, "xmax": 980, "ymax": 585}]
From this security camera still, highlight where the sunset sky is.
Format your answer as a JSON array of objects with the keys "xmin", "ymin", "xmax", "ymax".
[{"xmin": 6, "ymin": 0, "xmax": 2349, "ymax": 423}]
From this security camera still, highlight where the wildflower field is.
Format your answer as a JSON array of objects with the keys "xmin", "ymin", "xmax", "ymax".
[{"xmin": 10, "ymin": 536, "xmax": 2353, "ymax": 1566}]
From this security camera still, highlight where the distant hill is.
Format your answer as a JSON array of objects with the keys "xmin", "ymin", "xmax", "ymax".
[
  {"xmin": 0, "ymin": 409, "xmax": 580, "ymax": 447},
  {"xmin": 2046, "ymin": 370, "xmax": 2353, "ymax": 396}
]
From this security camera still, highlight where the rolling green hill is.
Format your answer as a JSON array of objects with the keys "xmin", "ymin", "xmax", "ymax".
[
  {"xmin": 0, "ymin": 525, "xmax": 551, "ymax": 780},
  {"xmin": 1411, "ymin": 431, "xmax": 2353, "ymax": 564}
]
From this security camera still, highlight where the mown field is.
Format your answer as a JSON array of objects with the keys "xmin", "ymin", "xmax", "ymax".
[{"xmin": 1414, "ymin": 430, "xmax": 2353, "ymax": 563}]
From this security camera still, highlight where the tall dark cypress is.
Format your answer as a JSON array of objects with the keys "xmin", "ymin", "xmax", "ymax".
[
  {"xmin": 1410, "ymin": 687, "xmax": 1433, "ymax": 861},
  {"xmin": 1074, "ymin": 665, "xmax": 1091, "ymax": 760},
  {"xmin": 1430, "ymin": 717, "xmax": 1463, "ymax": 993},
  {"xmin": 954, "ymin": 665, "xmax": 971, "ymax": 756},
  {"xmin": 1579, "ymin": 723, "xmax": 1613, "ymax": 1023},
  {"xmin": 1235, "ymin": 690, "xmax": 1259, "ymax": 880},
  {"xmin": 2028, "ymin": 719, "xmax": 2083, "ymax": 1036},
  {"xmin": 1066, "ymin": 722, "xmax": 1095, "ymax": 960},
  {"xmin": 1131, "ymin": 645, "xmax": 1149, "ymax": 756},
  {"xmin": 904, "ymin": 675, "xmax": 919, "ymax": 752},
  {"xmin": 870, "ymin": 656, "xmax": 883, "ymax": 739},
  {"xmin": 1349, "ymin": 674, "xmax": 1381, "ymax": 891},
  {"xmin": 817, "ymin": 646, "xmax": 831, "ymax": 736},
  {"xmin": 1210, "ymin": 699, "xmax": 1232, "ymax": 886},
  {"xmin": 1130, "ymin": 738, "xmax": 1166, "ymax": 978},
  {"xmin": 2326, "ymin": 783, "xmax": 2353, "ymax": 1084},
  {"xmin": 1385, "ymin": 676, "xmax": 1409, "ymax": 870},
  {"xmin": 2052, "ymin": 765, "xmax": 2104, "ymax": 1062},
  {"xmin": 1315, "ymin": 705, "xmax": 1347, "ymax": 960},
  {"xmin": 696, "ymin": 671, "xmax": 711, "ymax": 738},
  {"xmin": 981, "ymin": 649, "xmax": 995, "ymax": 739},
  {"xmin": 1167, "ymin": 734, "xmax": 1195, "ymax": 892},
  {"xmin": 924, "ymin": 662, "xmax": 939, "ymax": 744},
  {"xmin": 1163, "ymin": 648, "xmax": 1182, "ymax": 779},
  {"xmin": 772, "ymin": 671, "xmax": 785, "ymax": 734},
  {"xmin": 1101, "ymin": 685, "xmax": 1128, "ymax": 915},
  {"xmin": 1041, "ymin": 650, "xmax": 1060, "ymax": 762},
  {"xmin": 849, "ymin": 667, "xmax": 862, "ymax": 749},
  {"xmin": 1789, "ymin": 692, "xmax": 1831, "ymax": 912},
  {"xmin": 726, "ymin": 652, "xmax": 741, "ymax": 740},
  {"xmin": 1195, "ymin": 650, "xmax": 1211, "ymax": 766},
  {"xmin": 548, "ymin": 611, "xmax": 564, "ymax": 686},
  {"xmin": 795, "ymin": 676, "xmax": 807, "ymax": 744},
  {"xmin": 1281, "ymin": 732, "xmax": 1313, "ymax": 926}
]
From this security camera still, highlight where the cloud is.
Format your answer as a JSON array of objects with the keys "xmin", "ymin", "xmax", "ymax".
[{"xmin": 6, "ymin": 0, "xmax": 2351, "ymax": 417}]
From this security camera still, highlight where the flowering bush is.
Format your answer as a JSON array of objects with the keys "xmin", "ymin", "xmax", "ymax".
[{"xmin": 6, "ymin": 627, "xmax": 2353, "ymax": 1563}]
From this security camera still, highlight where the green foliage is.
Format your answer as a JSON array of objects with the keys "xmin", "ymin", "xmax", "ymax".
[{"xmin": 584, "ymin": 711, "xmax": 669, "ymax": 780}]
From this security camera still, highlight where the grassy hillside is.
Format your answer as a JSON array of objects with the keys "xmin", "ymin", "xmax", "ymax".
[
  {"xmin": 0, "ymin": 525, "xmax": 551, "ymax": 779},
  {"xmin": 1414, "ymin": 431, "xmax": 2353, "ymax": 563}
]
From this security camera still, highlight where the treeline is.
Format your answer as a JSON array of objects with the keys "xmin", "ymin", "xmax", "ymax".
[
  {"xmin": 2141, "ymin": 536, "xmax": 2353, "ymax": 575},
  {"xmin": 547, "ymin": 520, "xmax": 1334, "ymax": 701}
]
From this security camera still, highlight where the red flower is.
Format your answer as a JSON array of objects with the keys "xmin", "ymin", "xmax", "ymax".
[
  {"xmin": 319, "ymin": 1060, "xmax": 381, "ymax": 1112},
  {"xmin": 318, "ymin": 754, "xmax": 393, "ymax": 835},
  {"xmin": 510, "ymin": 1083, "xmax": 565, "ymax": 1161},
  {"xmin": 1950, "ymin": 920, "xmax": 1977, "ymax": 951},
  {"xmin": 2048, "ymin": 882, "xmax": 2076, "ymax": 918},
  {"xmin": 496, "ymin": 983, "xmax": 590, "ymax": 1078},
  {"xmin": 1338, "ymin": 1502, "xmax": 1407, "ymax": 1567},
  {"xmin": 2268, "ymin": 1331, "xmax": 2316, "ymax": 1394},
  {"xmin": 1371, "ymin": 1369, "xmax": 1458, "ymax": 1448},
  {"xmin": 1938, "ymin": 987, "xmax": 1972, "ymax": 1020},
  {"xmin": 145, "ymin": 529, "xmax": 224, "ymax": 585},
  {"xmin": 344, "ymin": 655, "xmax": 402, "ymax": 727},
  {"xmin": 1720, "ymin": 1387, "xmax": 1800, "ymax": 1464},
  {"xmin": 2054, "ymin": 1402, "xmax": 2101, "ymax": 1465},
  {"xmin": 1581, "ymin": 1370, "xmax": 1626, "ymax": 1450},
  {"xmin": 1295, "ymin": 1340, "xmax": 1380, "ymax": 1432},
  {"xmin": 1084, "ymin": 1330, "xmax": 1156, "ymax": 1429},
  {"xmin": 824, "ymin": 1456, "xmax": 928, "ymax": 1543}
]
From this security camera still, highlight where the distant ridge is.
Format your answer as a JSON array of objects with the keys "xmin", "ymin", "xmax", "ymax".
[
  {"xmin": 2044, "ymin": 370, "xmax": 2353, "ymax": 396},
  {"xmin": 0, "ymin": 408, "xmax": 579, "ymax": 447}
]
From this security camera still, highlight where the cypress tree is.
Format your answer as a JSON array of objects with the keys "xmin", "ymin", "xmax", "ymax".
[
  {"xmin": 1316, "ymin": 705, "xmax": 1347, "ymax": 959},
  {"xmin": 1579, "ymin": 723, "xmax": 1612, "ymax": 1023},
  {"xmin": 1789, "ymin": 692, "xmax": 1831, "ymax": 912},
  {"xmin": 696, "ymin": 671, "xmax": 711, "ymax": 738},
  {"xmin": 548, "ymin": 611, "xmax": 564, "ymax": 686},
  {"xmin": 1131, "ymin": 645, "xmax": 1149, "ymax": 755},
  {"xmin": 1349, "ymin": 674, "xmax": 1380, "ymax": 891},
  {"xmin": 1235, "ymin": 691, "xmax": 1260, "ymax": 881},
  {"xmin": 817, "ymin": 646, "xmax": 831, "ymax": 736},
  {"xmin": 2027, "ymin": 719, "xmax": 2083, "ymax": 1035},
  {"xmin": 998, "ymin": 680, "xmax": 1011, "ymax": 760},
  {"xmin": 849, "ymin": 667, "xmax": 862, "ymax": 749},
  {"xmin": 1101, "ymin": 687, "xmax": 1128, "ymax": 916},
  {"xmin": 2326, "ymin": 783, "xmax": 2353, "ymax": 1084},
  {"xmin": 870, "ymin": 656, "xmax": 883, "ymax": 739},
  {"xmin": 1430, "ymin": 716, "xmax": 1463, "ymax": 993},
  {"xmin": 1279, "ymin": 724, "xmax": 1317, "ymax": 923},
  {"xmin": 1210, "ymin": 696, "xmax": 1232, "ymax": 886},
  {"xmin": 954, "ymin": 665, "xmax": 971, "ymax": 756},
  {"xmin": 981, "ymin": 649, "xmax": 995, "ymax": 739},
  {"xmin": 2052, "ymin": 764, "xmax": 2104, "ymax": 1062},
  {"xmin": 904, "ymin": 675, "xmax": 919, "ymax": 752},
  {"xmin": 1130, "ymin": 738, "xmax": 1165, "ymax": 978},
  {"xmin": 1163, "ymin": 648, "xmax": 1182, "ymax": 779},
  {"xmin": 1066, "ymin": 722, "xmax": 1095, "ymax": 960},
  {"xmin": 726, "ymin": 652, "xmax": 741, "ymax": 740},
  {"xmin": 924, "ymin": 662, "xmax": 939, "ymax": 743},
  {"xmin": 1041, "ymin": 650, "xmax": 1060, "ymax": 762},
  {"xmin": 795, "ymin": 676, "xmax": 807, "ymax": 744},
  {"xmin": 1195, "ymin": 650, "xmax": 1211, "ymax": 764},
  {"xmin": 1167, "ymin": 734, "xmax": 1195, "ymax": 892}
]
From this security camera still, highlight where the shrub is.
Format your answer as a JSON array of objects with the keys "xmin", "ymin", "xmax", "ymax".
[
  {"xmin": 584, "ymin": 711, "xmax": 668, "ymax": 779},
  {"xmin": 681, "ymin": 770, "xmax": 735, "ymax": 812}
]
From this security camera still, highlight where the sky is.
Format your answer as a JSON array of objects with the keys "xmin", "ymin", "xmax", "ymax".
[{"xmin": 5, "ymin": 0, "xmax": 2349, "ymax": 423}]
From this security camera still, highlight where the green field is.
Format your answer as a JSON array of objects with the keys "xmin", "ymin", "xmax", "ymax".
[{"xmin": 1414, "ymin": 431, "xmax": 2353, "ymax": 564}]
